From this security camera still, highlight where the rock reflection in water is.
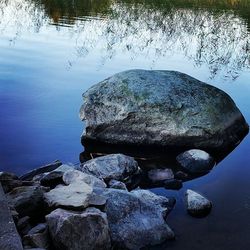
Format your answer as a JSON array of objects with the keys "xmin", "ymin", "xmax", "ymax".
[{"xmin": 0, "ymin": 0, "xmax": 249, "ymax": 79}]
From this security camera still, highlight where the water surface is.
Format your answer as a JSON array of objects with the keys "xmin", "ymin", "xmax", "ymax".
[{"xmin": 0, "ymin": 0, "xmax": 250, "ymax": 249}]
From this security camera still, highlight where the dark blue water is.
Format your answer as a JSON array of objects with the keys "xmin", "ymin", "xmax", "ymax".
[{"xmin": 0, "ymin": 0, "xmax": 250, "ymax": 249}]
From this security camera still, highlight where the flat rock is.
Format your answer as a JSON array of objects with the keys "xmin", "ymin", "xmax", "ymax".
[
  {"xmin": 177, "ymin": 149, "xmax": 215, "ymax": 174},
  {"xmin": 7, "ymin": 186, "xmax": 45, "ymax": 218},
  {"xmin": 186, "ymin": 189, "xmax": 212, "ymax": 217},
  {"xmin": 148, "ymin": 169, "xmax": 174, "ymax": 183},
  {"xmin": 46, "ymin": 207, "xmax": 111, "ymax": 250},
  {"xmin": 44, "ymin": 182, "xmax": 93, "ymax": 209},
  {"xmin": 63, "ymin": 169, "xmax": 106, "ymax": 188},
  {"xmin": 80, "ymin": 70, "xmax": 248, "ymax": 151},
  {"xmin": 79, "ymin": 154, "xmax": 140, "ymax": 182},
  {"xmin": 99, "ymin": 188, "xmax": 175, "ymax": 249}
]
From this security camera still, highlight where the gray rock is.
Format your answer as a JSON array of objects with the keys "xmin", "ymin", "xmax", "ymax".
[
  {"xmin": 175, "ymin": 171, "xmax": 189, "ymax": 180},
  {"xmin": 186, "ymin": 189, "xmax": 212, "ymax": 217},
  {"xmin": 40, "ymin": 171, "xmax": 64, "ymax": 188},
  {"xmin": 99, "ymin": 188, "xmax": 175, "ymax": 249},
  {"xmin": 46, "ymin": 207, "xmax": 111, "ymax": 250},
  {"xmin": 7, "ymin": 186, "xmax": 45, "ymax": 218},
  {"xmin": 63, "ymin": 169, "xmax": 106, "ymax": 188},
  {"xmin": 177, "ymin": 149, "xmax": 215, "ymax": 174},
  {"xmin": 44, "ymin": 181, "xmax": 93, "ymax": 209},
  {"xmin": 79, "ymin": 154, "xmax": 140, "ymax": 182},
  {"xmin": 108, "ymin": 179, "xmax": 127, "ymax": 190},
  {"xmin": 23, "ymin": 223, "xmax": 50, "ymax": 249},
  {"xmin": 148, "ymin": 169, "xmax": 174, "ymax": 183},
  {"xmin": 20, "ymin": 160, "xmax": 62, "ymax": 181},
  {"xmin": 80, "ymin": 70, "xmax": 248, "ymax": 151}
]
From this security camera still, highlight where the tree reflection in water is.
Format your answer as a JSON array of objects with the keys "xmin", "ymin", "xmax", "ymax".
[{"xmin": 0, "ymin": 0, "xmax": 249, "ymax": 79}]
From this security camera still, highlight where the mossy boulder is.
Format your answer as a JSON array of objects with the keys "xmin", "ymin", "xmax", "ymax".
[{"xmin": 80, "ymin": 70, "xmax": 248, "ymax": 152}]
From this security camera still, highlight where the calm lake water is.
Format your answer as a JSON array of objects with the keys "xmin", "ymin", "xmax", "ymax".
[{"xmin": 1, "ymin": 0, "xmax": 250, "ymax": 249}]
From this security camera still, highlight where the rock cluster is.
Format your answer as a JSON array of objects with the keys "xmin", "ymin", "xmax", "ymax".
[{"xmin": 2, "ymin": 154, "xmax": 177, "ymax": 250}]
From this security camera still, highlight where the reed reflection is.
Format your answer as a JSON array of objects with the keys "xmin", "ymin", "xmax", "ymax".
[{"xmin": 0, "ymin": 0, "xmax": 249, "ymax": 79}]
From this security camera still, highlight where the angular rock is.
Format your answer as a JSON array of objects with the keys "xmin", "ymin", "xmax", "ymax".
[
  {"xmin": 23, "ymin": 223, "xmax": 50, "ymax": 249},
  {"xmin": 186, "ymin": 189, "xmax": 212, "ymax": 217},
  {"xmin": 17, "ymin": 216, "xmax": 32, "ymax": 236},
  {"xmin": 79, "ymin": 154, "xmax": 140, "ymax": 182},
  {"xmin": 99, "ymin": 188, "xmax": 175, "ymax": 249},
  {"xmin": 44, "ymin": 182, "xmax": 93, "ymax": 209},
  {"xmin": 7, "ymin": 186, "xmax": 45, "ymax": 218},
  {"xmin": 40, "ymin": 171, "xmax": 64, "ymax": 189},
  {"xmin": 20, "ymin": 160, "xmax": 62, "ymax": 181},
  {"xmin": 63, "ymin": 169, "xmax": 106, "ymax": 188},
  {"xmin": 108, "ymin": 179, "xmax": 127, "ymax": 190},
  {"xmin": 80, "ymin": 70, "xmax": 248, "ymax": 151},
  {"xmin": 46, "ymin": 207, "xmax": 111, "ymax": 250},
  {"xmin": 148, "ymin": 169, "xmax": 174, "ymax": 183},
  {"xmin": 177, "ymin": 149, "xmax": 215, "ymax": 174}
]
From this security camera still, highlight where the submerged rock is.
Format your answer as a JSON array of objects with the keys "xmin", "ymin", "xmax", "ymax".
[
  {"xmin": 46, "ymin": 207, "xmax": 111, "ymax": 250},
  {"xmin": 78, "ymin": 154, "xmax": 140, "ymax": 183},
  {"xmin": 80, "ymin": 70, "xmax": 248, "ymax": 151},
  {"xmin": 186, "ymin": 189, "xmax": 212, "ymax": 217},
  {"xmin": 164, "ymin": 179, "xmax": 183, "ymax": 190},
  {"xmin": 177, "ymin": 149, "xmax": 215, "ymax": 174},
  {"xmin": 148, "ymin": 169, "xmax": 174, "ymax": 183},
  {"xmin": 98, "ymin": 188, "xmax": 175, "ymax": 249}
]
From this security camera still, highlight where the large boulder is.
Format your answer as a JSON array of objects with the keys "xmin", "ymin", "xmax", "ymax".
[
  {"xmin": 97, "ymin": 188, "xmax": 175, "ymax": 249},
  {"xmin": 46, "ymin": 207, "xmax": 111, "ymax": 250},
  {"xmin": 78, "ymin": 154, "xmax": 140, "ymax": 183},
  {"xmin": 80, "ymin": 70, "xmax": 248, "ymax": 152}
]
